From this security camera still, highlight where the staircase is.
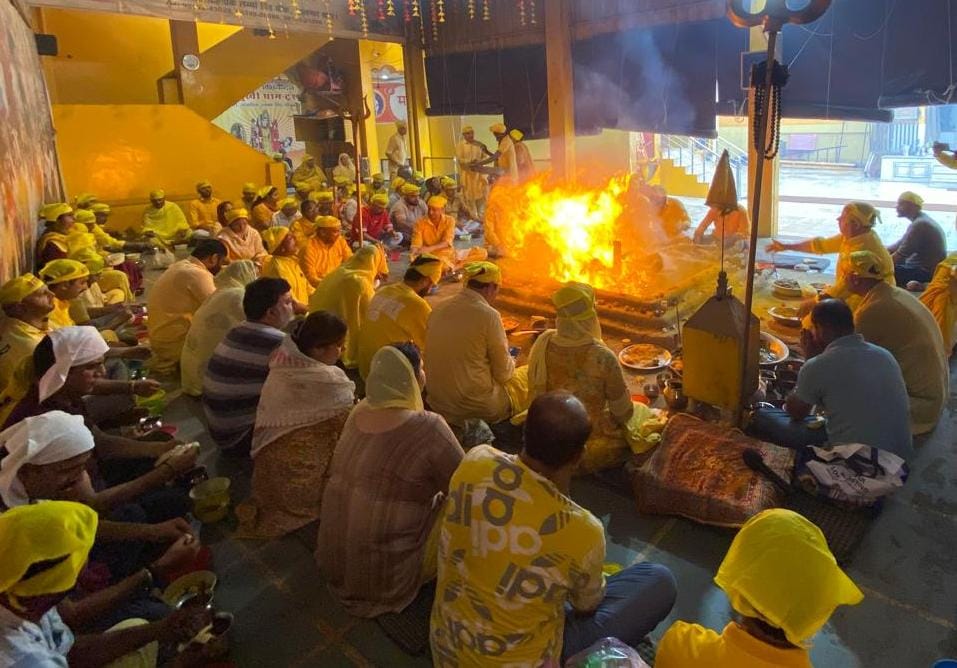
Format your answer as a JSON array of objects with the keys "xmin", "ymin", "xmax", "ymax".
[{"xmin": 660, "ymin": 135, "xmax": 749, "ymax": 197}]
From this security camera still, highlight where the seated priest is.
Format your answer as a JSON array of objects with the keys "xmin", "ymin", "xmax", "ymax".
[
  {"xmin": 261, "ymin": 227, "xmax": 313, "ymax": 309},
  {"xmin": 141, "ymin": 190, "xmax": 190, "ymax": 247},
  {"xmin": 187, "ymin": 180, "xmax": 222, "ymax": 236},
  {"xmin": 411, "ymin": 196, "xmax": 487, "ymax": 274},
  {"xmin": 217, "ymin": 208, "xmax": 268, "ymax": 265},
  {"xmin": 887, "ymin": 191, "xmax": 946, "ymax": 287},
  {"xmin": 300, "ymin": 215, "xmax": 353, "ymax": 287}
]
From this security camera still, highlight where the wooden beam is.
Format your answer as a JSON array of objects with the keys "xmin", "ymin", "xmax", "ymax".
[
  {"xmin": 545, "ymin": 0, "xmax": 575, "ymax": 180},
  {"xmin": 402, "ymin": 42, "xmax": 432, "ymax": 172}
]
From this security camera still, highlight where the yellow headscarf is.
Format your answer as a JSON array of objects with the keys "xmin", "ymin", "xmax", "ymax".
[
  {"xmin": 440, "ymin": 176, "xmax": 457, "ymax": 189},
  {"xmin": 464, "ymin": 261, "xmax": 501, "ymax": 285},
  {"xmin": 225, "ymin": 208, "xmax": 249, "ymax": 224},
  {"xmin": 427, "ymin": 195, "xmax": 448, "ymax": 209},
  {"xmin": 43, "ymin": 204, "xmax": 73, "ymax": 223},
  {"xmin": 71, "ymin": 247, "xmax": 105, "ymax": 275},
  {"xmin": 73, "ymin": 210, "xmax": 96, "ymax": 226},
  {"xmin": 370, "ymin": 193, "xmax": 389, "ymax": 207},
  {"xmin": 400, "ymin": 183, "xmax": 420, "ymax": 197},
  {"xmin": 392, "ymin": 177, "xmax": 407, "ymax": 193},
  {"xmin": 214, "ymin": 259, "xmax": 258, "ymax": 290},
  {"xmin": 311, "ymin": 190, "xmax": 334, "ymax": 204},
  {"xmin": 262, "ymin": 227, "xmax": 291, "ymax": 253},
  {"xmin": 552, "ymin": 282, "xmax": 603, "ymax": 346},
  {"xmin": 898, "ymin": 191, "xmax": 924, "ymax": 207},
  {"xmin": 0, "ymin": 275, "xmax": 45, "ymax": 306},
  {"xmin": 847, "ymin": 250, "xmax": 892, "ymax": 280},
  {"xmin": 715, "ymin": 509, "xmax": 863, "ymax": 646},
  {"xmin": 411, "ymin": 253, "xmax": 443, "ymax": 284},
  {"xmin": 242, "ymin": 182, "xmax": 258, "ymax": 195},
  {"xmin": 344, "ymin": 244, "xmax": 379, "ymax": 275},
  {"xmin": 0, "ymin": 501, "xmax": 98, "ymax": 610},
  {"xmin": 365, "ymin": 345, "xmax": 424, "ymax": 411},
  {"xmin": 90, "ymin": 203, "xmax": 111, "ymax": 215},
  {"xmin": 489, "ymin": 122, "xmax": 507, "ymax": 134},
  {"xmin": 73, "ymin": 193, "xmax": 97, "ymax": 208},
  {"xmin": 316, "ymin": 215, "xmax": 341, "ymax": 230},
  {"xmin": 39, "ymin": 259, "xmax": 90, "ymax": 285},
  {"xmin": 257, "ymin": 186, "xmax": 277, "ymax": 199},
  {"xmin": 843, "ymin": 202, "xmax": 879, "ymax": 229}
]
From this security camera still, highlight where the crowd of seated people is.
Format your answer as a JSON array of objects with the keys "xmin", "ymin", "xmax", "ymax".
[{"xmin": 1, "ymin": 136, "xmax": 951, "ymax": 666}]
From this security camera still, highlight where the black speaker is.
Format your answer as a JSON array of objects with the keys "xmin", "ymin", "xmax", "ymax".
[{"xmin": 35, "ymin": 33, "xmax": 58, "ymax": 56}]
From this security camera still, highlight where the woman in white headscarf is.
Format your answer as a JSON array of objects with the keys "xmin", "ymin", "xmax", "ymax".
[
  {"xmin": 332, "ymin": 152, "xmax": 357, "ymax": 184},
  {"xmin": 519, "ymin": 282, "xmax": 662, "ymax": 473},
  {"xmin": 236, "ymin": 311, "xmax": 356, "ymax": 539},
  {"xmin": 179, "ymin": 260, "xmax": 258, "ymax": 396},
  {"xmin": 317, "ymin": 343, "xmax": 464, "ymax": 617}
]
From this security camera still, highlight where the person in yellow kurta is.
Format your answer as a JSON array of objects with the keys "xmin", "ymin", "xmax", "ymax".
[
  {"xmin": 510, "ymin": 128, "xmax": 536, "ymax": 181},
  {"xmin": 385, "ymin": 121, "xmax": 409, "ymax": 179},
  {"xmin": 300, "ymin": 215, "xmax": 352, "ymax": 287},
  {"xmin": 291, "ymin": 155, "xmax": 327, "ymax": 192},
  {"xmin": 847, "ymin": 250, "xmax": 949, "ymax": 436},
  {"xmin": 424, "ymin": 261, "xmax": 529, "ymax": 426},
  {"xmin": 217, "ymin": 208, "xmax": 268, "ymax": 265},
  {"xmin": 241, "ymin": 182, "xmax": 258, "ymax": 211},
  {"xmin": 142, "ymin": 189, "xmax": 191, "ymax": 246},
  {"xmin": 694, "ymin": 203, "xmax": 751, "ymax": 246},
  {"xmin": 308, "ymin": 245, "xmax": 378, "ymax": 370},
  {"xmin": 187, "ymin": 180, "xmax": 223, "ymax": 236},
  {"xmin": 0, "ymin": 275, "xmax": 55, "ymax": 392},
  {"xmin": 146, "ymin": 239, "xmax": 226, "ymax": 374},
  {"xmin": 455, "ymin": 126, "xmax": 489, "ymax": 214},
  {"xmin": 251, "ymin": 186, "xmax": 280, "ymax": 231},
  {"xmin": 261, "ymin": 226, "xmax": 313, "ymax": 308},
  {"xmin": 68, "ymin": 248, "xmax": 131, "ymax": 330},
  {"xmin": 180, "ymin": 260, "xmax": 259, "ymax": 396},
  {"xmin": 647, "ymin": 186, "xmax": 691, "ymax": 238},
  {"xmin": 477, "ymin": 122, "xmax": 519, "ymax": 183},
  {"xmin": 37, "ymin": 260, "xmax": 90, "ymax": 330},
  {"xmin": 356, "ymin": 254, "xmax": 442, "ymax": 379},
  {"xmin": 656, "ymin": 509, "xmax": 862, "ymax": 668},
  {"xmin": 412, "ymin": 196, "xmax": 488, "ymax": 272},
  {"xmin": 767, "ymin": 202, "xmax": 895, "ymax": 315},
  {"xmin": 36, "ymin": 203, "xmax": 74, "ymax": 268},
  {"xmin": 919, "ymin": 252, "xmax": 957, "ymax": 354},
  {"xmin": 289, "ymin": 199, "xmax": 320, "ymax": 250}
]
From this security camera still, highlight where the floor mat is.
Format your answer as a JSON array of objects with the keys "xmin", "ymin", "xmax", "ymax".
[
  {"xmin": 374, "ymin": 582, "xmax": 436, "ymax": 656},
  {"xmin": 785, "ymin": 492, "xmax": 879, "ymax": 566}
]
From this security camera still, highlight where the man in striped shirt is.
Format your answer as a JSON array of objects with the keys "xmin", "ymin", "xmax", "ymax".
[{"xmin": 203, "ymin": 278, "xmax": 294, "ymax": 454}]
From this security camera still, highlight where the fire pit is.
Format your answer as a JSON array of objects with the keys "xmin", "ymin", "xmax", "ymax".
[{"xmin": 486, "ymin": 173, "xmax": 746, "ymax": 341}]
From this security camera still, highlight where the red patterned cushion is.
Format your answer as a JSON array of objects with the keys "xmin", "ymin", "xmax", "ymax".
[{"xmin": 631, "ymin": 414, "xmax": 794, "ymax": 528}]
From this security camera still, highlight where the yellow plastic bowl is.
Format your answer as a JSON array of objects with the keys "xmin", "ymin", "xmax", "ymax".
[{"xmin": 189, "ymin": 477, "xmax": 231, "ymax": 523}]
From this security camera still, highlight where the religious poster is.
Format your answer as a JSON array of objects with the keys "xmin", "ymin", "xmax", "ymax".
[
  {"xmin": 212, "ymin": 74, "xmax": 306, "ymax": 165},
  {"xmin": 372, "ymin": 65, "xmax": 407, "ymax": 123},
  {"xmin": 0, "ymin": 0, "xmax": 62, "ymax": 280}
]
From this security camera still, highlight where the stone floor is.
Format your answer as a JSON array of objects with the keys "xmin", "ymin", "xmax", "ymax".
[{"xmin": 149, "ymin": 244, "xmax": 956, "ymax": 668}]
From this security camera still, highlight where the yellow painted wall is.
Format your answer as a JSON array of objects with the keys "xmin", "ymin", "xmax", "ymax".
[
  {"xmin": 37, "ymin": 8, "xmax": 173, "ymax": 105},
  {"xmin": 196, "ymin": 24, "xmax": 241, "ymax": 53},
  {"xmin": 53, "ymin": 104, "xmax": 283, "ymax": 231}
]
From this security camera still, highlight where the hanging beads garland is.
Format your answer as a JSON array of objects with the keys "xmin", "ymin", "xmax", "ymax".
[
  {"xmin": 518, "ymin": 0, "xmax": 525, "ymax": 27},
  {"xmin": 482, "ymin": 0, "xmax": 490, "ymax": 21},
  {"xmin": 324, "ymin": 0, "xmax": 334, "ymax": 39},
  {"xmin": 358, "ymin": 0, "xmax": 369, "ymax": 36},
  {"xmin": 467, "ymin": 0, "xmax": 475, "ymax": 19},
  {"xmin": 430, "ymin": 0, "xmax": 438, "ymax": 40},
  {"xmin": 411, "ymin": 0, "xmax": 420, "ymax": 17},
  {"xmin": 386, "ymin": 0, "xmax": 395, "ymax": 17},
  {"xmin": 437, "ymin": 0, "xmax": 445, "ymax": 22},
  {"xmin": 528, "ymin": 0, "xmax": 536, "ymax": 24}
]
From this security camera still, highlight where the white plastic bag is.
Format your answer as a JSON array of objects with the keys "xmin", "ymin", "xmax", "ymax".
[
  {"xmin": 796, "ymin": 443, "xmax": 908, "ymax": 508},
  {"xmin": 564, "ymin": 638, "xmax": 651, "ymax": 668}
]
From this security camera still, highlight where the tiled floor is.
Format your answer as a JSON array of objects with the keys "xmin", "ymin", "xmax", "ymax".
[{"xmin": 150, "ymin": 242, "xmax": 957, "ymax": 667}]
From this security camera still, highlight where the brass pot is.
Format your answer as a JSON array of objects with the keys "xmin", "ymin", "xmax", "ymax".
[{"xmin": 663, "ymin": 380, "xmax": 688, "ymax": 411}]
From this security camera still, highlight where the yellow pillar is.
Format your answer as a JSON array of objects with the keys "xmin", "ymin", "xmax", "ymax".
[
  {"xmin": 748, "ymin": 27, "xmax": 780, "ymax": 237},
  {"xmin": 402, "ymin": 42, "xmax": 433, "ymax": 172},
  {"xmin": 545, "ymin": 0, "xmax": 575, "ymax": 180},
  {"xmin": 358, "ymin": 40, "xmax": 383, "ymax": 172}
]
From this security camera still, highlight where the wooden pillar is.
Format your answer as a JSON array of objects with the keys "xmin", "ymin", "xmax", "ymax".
[
  {"xmin": 357, "ymin": 40, "xmax": 382, "ymax": 172},
  {"xmin": 402, "ymin": 42, "xmax": 432, "ymax": 172},
  {"xmin": 747, "ymin": 27, "xmax": 780, "ymax": 237},
  {"xmin": 167, "ymin": 20, "xmax": 199, "ymax": 105},
  {"xmin": 545, "ymin": 0, "xmax": 575, "ymax": 180}
]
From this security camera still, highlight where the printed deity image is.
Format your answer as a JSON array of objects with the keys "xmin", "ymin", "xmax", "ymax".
[{"xmin": 213, "ymin": 74, "xmax": 306, "ymax": 163}]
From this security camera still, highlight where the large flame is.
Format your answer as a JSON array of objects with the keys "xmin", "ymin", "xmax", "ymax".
[{"xmin": 486, "ymin": 172, "xmax": 667, "ymax": 295}]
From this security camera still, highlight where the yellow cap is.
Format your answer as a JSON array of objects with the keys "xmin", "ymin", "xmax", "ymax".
[
  {"xmin": 0, "ymin": 275, "xmax": 46, "ymax": 306},
  {"xmin": 847, "ymin": 250, "xmax": 891, "ymax": 279},
  {"xmin": 74, "ymin": 210, "xmax": 96, "ymax": 225},
  {"xmin": 411, "ymin": 254, "xmax": 443, "ymax": 283},
  {"xmin": 262, "ymin": 227, "xmax": 291, "ymax": 252},
  {"xmin": 196, "ymin": 180, "xmax": 212, "ymax": 190},
  {"xmin": 427, "ymin": 195, "xmax": 448, "ymax": 209},
  {"xmin": 464, "ymin": 261, "xmax": 501, "ymax": 285},
  {"xmin": 898, "ymin": 191, "xmax": 924, "ymax": 207},
  {"xmin": 392, "ymin": 177, "xmax": 406, "ymax": 192},
  {"xmin": 395, "ymin": 120, "xmax": 407, "ymax": 128},
  {"xmin": 149, "ymin": 189, "xmax": 165, "ymax": 200},
  {"xmin": 400, "ymin": 183, "xmax": 420, "ymax": 197},
  {"xmin": 242, "ymin": 182, "xmax": 258, "ymax": 195},
  {"xmin": 489, "ymin": 122, "xmax": 507, "ymax": 134},
  {"xmin": 293, "ymin": 181, "xmax": 311, "ymax": 192},
  {"xmin": 39, "ymin": 259, "xmax": 90, "ymax": 285},
  {"xmin": 43, "ymin": 204, "xmax": 73, "ymax": 223},
  {"xmin": 71, "ymin": 247, "xmax": 105, "ymax": 274},
  {"xmin": 74, "ymin": 193, "xmax": 97, "ymax": 207},
  {"xmin": 90, "ymin": 203, "xmax": 111, "ymax": 215},
  {"xmin": 257, "ymin": 186, "xmax": 277, "ymax": 199},
  {"xmin": 225, "ymin": 208, "xmax": 249, "ymax": 224},
  {"xmin": 370, "ymin": 193, "xmax": 389, "ymax": 207},
  {"xmin": 440, "ymin": 176, "xmax": 457, "ymax": 189},
  {"xmin": 315, "ymin": 215, "xmax": 341, "ymax": 229},
  {"xmin": 311, "ymin": 190, "xmax": 334, "ymax": 204},
  {"xmin": 462, "ymin": 125, "xmax": 474, "ymax": 133},
  {"xmin": 372, "ymin": 172, "xmax": 384, "ymax": 181},
  {"xmin": 278, "ymin": 197, "xmax": 298, "ymax": 209},
  {"xmin": 509, "ymin": 129, "xmax": 524, "ymax": 141}
]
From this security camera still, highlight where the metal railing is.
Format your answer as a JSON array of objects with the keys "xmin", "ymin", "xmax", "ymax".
[{"xmin": 661, "ymin": 135, "xmax": 748, "ymax": 191}]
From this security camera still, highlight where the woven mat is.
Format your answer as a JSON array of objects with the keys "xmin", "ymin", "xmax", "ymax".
[
  {"xmin": 374, "ymin": 582, "xmax": 435, "ymax": 656},
  {"xmin": 785, "ymin": 492, "xmax": 879, "ymax": 566}
]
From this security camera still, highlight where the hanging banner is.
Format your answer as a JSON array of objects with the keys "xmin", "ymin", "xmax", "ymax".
[
  {"xmin": 27, "ymin": 0, "xmax": 403, "ymax": 40},
  {"xmin": 212, "ymin": 75, "xmax": 306, "ymax": 165}
]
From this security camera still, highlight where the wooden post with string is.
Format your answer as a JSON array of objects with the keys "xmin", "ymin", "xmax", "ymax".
[
  {"xmin": 727, "ymin": 0, "xmax": 832, "ymax": 425},
  {"xmin": 338, "ymin": 95, "xmax": 372, "ymax": 244}
]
